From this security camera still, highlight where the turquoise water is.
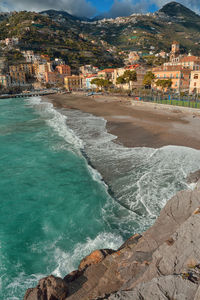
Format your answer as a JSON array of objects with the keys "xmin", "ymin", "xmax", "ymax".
[
  {"xmin": 0, "ymin": 97, "xmax": 122, "ymax": 299},
  {"xmin": 1, "ymin": 96, "xmax": 200, "ymax": 299}
]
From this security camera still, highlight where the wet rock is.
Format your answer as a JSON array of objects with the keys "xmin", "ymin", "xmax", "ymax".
[
  {"xmin": 187, "ymin": 170, "xmax": 200, "ymax": 184},
  {"xmin": 24, "ymin": 275, "xmax": 68, "ymax": 300},
  {"xmin": 24, "ymin": 187, "xmax": 200, "ymax": 300},
  {"xmin": 78, "ymin": 249, "xmax": 115, "ymax": 271},
  {"xmin": 117, "ymin": 233, "xmax": 142, "ymax": 251}
]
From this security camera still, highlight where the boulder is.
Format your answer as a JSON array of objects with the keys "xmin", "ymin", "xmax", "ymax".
[
  {"xmin": 78, "ymin": 249, "xmax": 115, "ymax": 271},
  {"xmin": 187, "ymin": 170, "xmax": 200, "ymax": 184},
  {"xmin": 24, "ymin": 275, "xmax": 68, "ymax": 300},
  {"xmin": 24, "ymin": 187, "xmax": 200, "ymax": 300}
]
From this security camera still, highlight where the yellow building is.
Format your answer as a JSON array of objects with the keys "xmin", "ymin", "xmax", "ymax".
[
  {"xmin": 9, "ymin": 63, "xmax": 35, "ymax": 86},
  {"xmin": 0, "ymin": 74, "xmax": 11, "ymax": 88},
  {"xmin": 64, "ymin": 75, "xmax": 83, "ymax": 91},
  {"xmin": 189, "ymin": 70, "xmax": 200, "ymax": 94},
  {"xmin": 152, "ymin": 65, "xmax": 191, "ymax": 92}
]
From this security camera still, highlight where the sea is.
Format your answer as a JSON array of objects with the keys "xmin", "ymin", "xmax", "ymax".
[{"xmin": 0, "ymin": 96, "xmax": 200, "ymax": 299}]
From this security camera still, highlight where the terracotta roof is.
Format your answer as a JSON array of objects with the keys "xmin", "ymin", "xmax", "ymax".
[
  {"xmin": 180, "ymin": 56, "xmax": 200, "ymax": 62},
  {"xmin": 86, "ymin": 74, "xmax": 97, "ymax": 78},
  {"xmin": 153, "ymin": 65, "xmax": 191, "ymax": 72},
  {"xmin": 172, "ymin": 41, "xmax": 179, "ymax": 45},
  {"xmin": 126, "ymin": 64, "xmax": 140, "ymax": 69},
  {"xmin": 99, "ymin": 69, "xmax": 115, "ymax": 73}
]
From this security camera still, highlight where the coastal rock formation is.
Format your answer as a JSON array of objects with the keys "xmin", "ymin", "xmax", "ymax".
[
  {"xmin": 187, "ymin": 169, "xmax": 200, "ymax": 184},
  {"xmin": 24, "ymin": 275, "xmax": 68, "ymax": 300},
  {"xmin": 24, "ymin": 178, "xmax": 200, "ymax": 300}
]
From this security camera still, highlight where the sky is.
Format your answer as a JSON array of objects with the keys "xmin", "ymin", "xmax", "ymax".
[{"xmin": 0, "ymin": 0, "xmax": 199, "ymax": 18}]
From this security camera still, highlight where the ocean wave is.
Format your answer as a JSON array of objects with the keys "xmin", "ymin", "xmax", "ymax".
[
  {"xmin": 26, "ymin": 96, "xmax": 200, "ymax": 282},
  {"xmin": 52, "ymin": 232, "xmax": 124, "ymax": 278}
]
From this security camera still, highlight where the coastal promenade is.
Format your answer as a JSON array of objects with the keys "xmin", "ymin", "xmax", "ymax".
[{"xmin": 0, "ymin": 90, "xmax": 58, "ymax": 100}]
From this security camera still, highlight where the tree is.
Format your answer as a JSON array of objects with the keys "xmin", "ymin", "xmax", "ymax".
[
  {"xmin": 116, "ymin": 70, "xmax": 137, "ymax": 90},
  {"xmin": 116, "ymin": 76, "xmax": 126, "ymax": 85},
  {"xmin": 123, "ymin": 70, "xmax": 137, "ymax": 90},
  {"xmin": 155, "ymin": 79, "xmax": 172, "ymax": 92},
  {"xmin": 91, "ymin": 78, "xmax": 112, "ymax": 90},
  {"xmin": 143, "ymin": 71, "xmax": 155, "ymax": 89}
]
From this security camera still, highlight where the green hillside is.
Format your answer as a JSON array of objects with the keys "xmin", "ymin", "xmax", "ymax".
[{"xmin": 0, "ymin": 2, "xmax": 200, "ymax": 70}]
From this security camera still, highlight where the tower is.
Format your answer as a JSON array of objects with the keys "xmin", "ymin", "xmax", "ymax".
[{"xmin": 170, "ymin": 41, "xmax": 180, "ymax": 61}]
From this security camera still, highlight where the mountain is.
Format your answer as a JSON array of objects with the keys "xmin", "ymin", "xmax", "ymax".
[
  {"xmin": 40, "ymin": 9, "xmax": 90, "ymax": 22},
  {"xmin": 159, "ymin": 1, "xmax": 200, "ymax": 20},
  {"xmin": 1, "ymin": 2, "xmax": 200, "ymax": 70}
]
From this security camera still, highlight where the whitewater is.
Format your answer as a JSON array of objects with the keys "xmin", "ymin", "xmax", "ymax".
[{"xmin": 0, "ymin": 96, "xmax": 200, "ymax": 299}]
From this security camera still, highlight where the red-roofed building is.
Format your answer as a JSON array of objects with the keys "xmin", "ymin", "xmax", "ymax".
[
  {"xmin": 98, "ymin": 69, "xmax": 115, "ymax": 80},
  {"xmin": 152, "ymin": 65, "xmax": 191, "ymax": 92}
]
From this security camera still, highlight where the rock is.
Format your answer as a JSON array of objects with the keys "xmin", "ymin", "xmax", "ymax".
[
  {"xmin": 197, "ymin": 179, "xmax": 200, "ymax": 190},
  {"xmin": 187, "ymin": 170, "xmax": 200, "ymax": 184},
  {"xmin": 78, "ymin": 249, "xmax": 115, "ymax": 271},
  {"xmin": 24, "ymin": 275, "xmax": 68, "ymax": 300},
  {"xmin": 24, "ymin": 188, "xmax": 200, "ymax": 300},
  {"xmin": 64, "ymin": 270, "xmax": 82, "ymax": 283},
  {"xmin": 117, "ymin": 233, "xmax": 142, "ymax": 251},
  {"xmin": 108, "ymin": 275, "xmax": 198, "ymax": 300},
  {"xmin": 134, "ymin": 214, "xmax": 200, "ymax": 287}
]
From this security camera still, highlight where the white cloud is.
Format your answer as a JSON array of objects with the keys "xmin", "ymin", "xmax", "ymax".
[
  {"xmin": 0, "ymin": 0, "xmax": 200, "ymax": 18},
  {"xmin": 107, "ymin": 0, "xmax": 200, "ymax": 18},
  {"xmin": 0, "ymin": 0, "xmax": 96, "ymax": 17}
]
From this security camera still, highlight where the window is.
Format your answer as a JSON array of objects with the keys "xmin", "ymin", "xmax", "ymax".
[
  {"xmin": 194, "ymin": 74, "xmax": 198, "ymax": 79},
  {"xmin": 194, "ymin": 82, "xmax": 197, "ymax": 87}
]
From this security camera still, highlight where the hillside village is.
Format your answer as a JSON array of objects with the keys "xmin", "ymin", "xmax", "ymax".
[
  {"xmin": 0, "ymin": 40, "xmax": 200, "ymax": 96},
  {"xmin": 0, "ymin": 2, "xmax": 200, "ymax": 95}
]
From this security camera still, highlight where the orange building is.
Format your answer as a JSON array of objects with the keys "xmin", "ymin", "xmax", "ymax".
[
  {"xmin": 189, "ymin": 70, "xmax": 200, "ymax": 94},
  {"xmin": 56, "ymin": 65, "xmax": 71, "ymax": 76},
  {"xmin": 152, "ymin": 65, "xmax": 191, "ymax": 92}
]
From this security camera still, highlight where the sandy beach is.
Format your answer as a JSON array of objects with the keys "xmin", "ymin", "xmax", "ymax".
[{"xmin": 43, "ymin": 93, "xmax": 200, "ymax": 150}]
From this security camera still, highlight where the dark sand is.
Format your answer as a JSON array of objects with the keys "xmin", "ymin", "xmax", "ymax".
[{"xmin": 43, "ymin": 93, "xmax": 200, "ymax": 150}]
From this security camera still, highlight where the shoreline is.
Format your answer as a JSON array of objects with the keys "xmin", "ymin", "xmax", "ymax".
[{"xmin": 43, "ymin": 93, "xmax": 200, "ymax": 150}]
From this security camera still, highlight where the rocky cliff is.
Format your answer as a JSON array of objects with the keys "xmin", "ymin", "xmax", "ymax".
[{"xmin": 24, "ymin": 172, "xmax": 200, "ymax": 300}]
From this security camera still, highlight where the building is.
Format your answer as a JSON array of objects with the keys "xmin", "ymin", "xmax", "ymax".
[
  {"xmin": 35, "ymin": 63, "xmax": 52, "ymax": 83},
  {"xmin": 98, "ymin": 69, "xmax": 115, "ymax": 80},
  {"xmin": 9, "ymin": 64, "xmax": 35, "ymax": 86},
  {"xmin": 22, "ymin": 50, "xmax": 41, "ymax": 63},
  {"xmin": 64, "ymin": 75, "xmax": 83, "ymax": 91},
  {"xmin": 152, "ymin": 65, "xmax": 191, "ymax": 92},
  {"xmin": 85, "ymin": 75, "xmax": 97, "ymax": 89},
  {"xmin": 127, "ymin": 51, "xmax": 140, "ymax": 64},
  {"xmin": 9, "ymin": 66, "xmax": 27, "ymax": 86},
  {"xmin": 54, "ymin": 58, "xmax": 65, "ymax": 66},
  {"xmin": 0, "ymin": 74, "xmax": 11, "ymax": 88},
  {"xmin": 45, "ymin": 72, "xmax": 62, "ymax": 85},
  {"xmin": 5, "ymin": 37, "xmax": 19, "ymax": 47},
  {"xmin": 113, "ymin": 65, "xmax": 147, "ymax": 90},
  {"xmin": 170, "ymin": 41, "xmax": 180, "ymax": 61},
  {"xmin": 40, "ymin": 54, "xmax": 50, "ymax": 62},
  {"xmin": 79, "ymin": 65, "xmax": 99, "ymax": 76},
  {"xmin": 189, "ymin": 71, "xmax": 200, "ymax": 94},
  {"xmin": 56, "ymin": 65, "xmax": 71, "ymax": 76}
]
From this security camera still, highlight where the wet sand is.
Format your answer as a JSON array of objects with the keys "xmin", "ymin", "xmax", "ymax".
[{"xmin": 43, "ymin": 93, "xmax": 200, "ymax": 150}]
